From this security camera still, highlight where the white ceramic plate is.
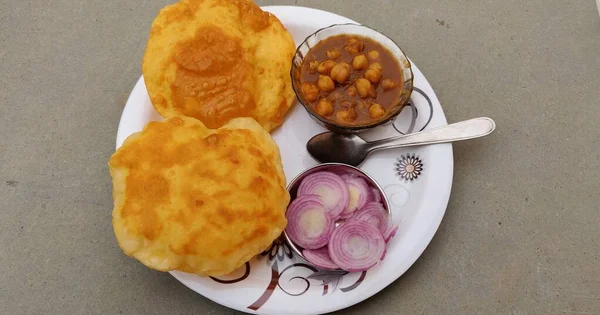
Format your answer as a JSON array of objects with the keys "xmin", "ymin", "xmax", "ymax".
[{"xmin": 116, "ymin": 6, "xmax": 453, "ymax": 315}]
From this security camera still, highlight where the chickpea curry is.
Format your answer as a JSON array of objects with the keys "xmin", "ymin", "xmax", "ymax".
[{"xmin": 299, "ymin": 34, "xmax": 404, "ymax": 126}]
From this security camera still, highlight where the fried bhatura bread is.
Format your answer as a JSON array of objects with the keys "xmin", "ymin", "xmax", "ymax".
[
  {"xmin": 109, "ymin": 116, "xmax": 289, "ymax": 276},
  {"xmin": 142, "ymin": 0, "xmax": 296, "ymax": 132}
]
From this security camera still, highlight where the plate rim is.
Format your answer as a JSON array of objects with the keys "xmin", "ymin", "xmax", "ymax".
[{"xmin": 115, "ymin": 5, "xmax": 454, "ymax": 315}]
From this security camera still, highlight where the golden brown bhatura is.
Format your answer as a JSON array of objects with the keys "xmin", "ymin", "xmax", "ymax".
[
  {"xmin": 109, "ymin": 116, "xmax": 289, "ymax": 276},
  {"xmin": 142, "ymin": 0, "xmax": 297, "ymax": 132}
]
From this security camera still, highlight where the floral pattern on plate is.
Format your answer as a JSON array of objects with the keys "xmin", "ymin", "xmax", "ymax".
[
  {"xmin": 211, "ymin": 235, "xmax": 367, "ymax": 311},
  {"xmin": 395, "ymin": 154, "xmax": 424, "ymax": 181}
]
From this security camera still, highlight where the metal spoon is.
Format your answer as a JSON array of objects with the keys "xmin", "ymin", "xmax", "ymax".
[{"xmin": 306, "ymin": 117, "xmax": 496, "ymax": 166}]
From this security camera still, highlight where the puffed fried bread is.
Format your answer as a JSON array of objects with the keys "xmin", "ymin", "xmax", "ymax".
[
  {"xmin": 109, "ymin": 116, "xmax": 289, "ymax": 276},
  {"xmin": 142, "ymin": 0, "xmax": 296, "ymax": 132}
]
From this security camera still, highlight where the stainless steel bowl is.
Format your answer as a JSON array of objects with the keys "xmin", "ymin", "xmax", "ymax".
[
  {"xmin": 283, "ymin": 163, "xmax": 392, "ymax": 265},
  {"xmin": 290, "ymin": 23, "xmax": 414, "ymax": 134}
]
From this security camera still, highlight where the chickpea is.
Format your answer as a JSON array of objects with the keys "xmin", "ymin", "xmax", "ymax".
[
  {"xmin": 326, "ymin": 49, "xmax": 341, "ymax": 59},
  {"xmin": 315, "ymin": 99, "xmax": 334, "ymax": 116},
  {"xmin": 345, "ymin": 38, "xmax": 364, "ymax": 54},
  {"xmin": 317, "ymin": 75, "xmax": 335, "ymax": 92},
  {"xmin": 355, "ymin": 78, "xmax": 374, "ymax": 99},
  {"xmin": 364, "ymin": 69, "xmax": 382, "ymax": 84},
  {"xmin": 351, "ymin": 54, "xmax": 369, "ymax": 70},
  {"xmin": 317, "ymin": 60, "xmax": 337, "ymax": 75},
  {"xmin": 369, "ymin": 62, "xmax": 383, "ymax": 72},
  {"xmin": 301, "ymin": 82, "xmax": 319, "ymax": 102},
  {"xmin": 381, "ymin": 78, "xmax": 398, "ymax": 91},
  {"xmin": 369, "ymin": 103, "xmax": 386, "ymax": 119},
  {"xmin": 336, "ymin": 107, "xmax": 357, "ymax": 123},
  {"xmin": 330, "ymin": 62, "xmax": 351, "ymax": 84},
  {"xmin": 346, "ymin": 86, "xmax": 357, "ymax": 97},
  {"xmin": 368, "ymin": 50, "xmax": 380, "ymax": 60},
  {"xmin": 307, "ymin": 63, "xmax": 318, "ymax": 73}
]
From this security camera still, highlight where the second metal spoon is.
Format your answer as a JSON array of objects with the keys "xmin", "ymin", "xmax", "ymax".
[{"xmin": 306, "ymin": 117, "xmax": 496, "ymax": 166}]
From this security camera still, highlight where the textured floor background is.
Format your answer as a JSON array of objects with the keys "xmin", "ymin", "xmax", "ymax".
[{"xmin": 1, "ymin": 0, "xmax": 599, "ymax": 314}]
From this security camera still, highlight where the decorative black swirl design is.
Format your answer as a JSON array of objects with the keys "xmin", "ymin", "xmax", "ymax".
[
  {"xmin": 395, "ymin": 100, "xmax": 418, "ymax": 135},
  {"xmin": 209, "ymin": 262, "xmax": 250, "ymax": 284},
  {"xmin": 248, "ymin": 260, "xmax": 280, "ymax": 311},
  {"xmin": 393, "ymin": 86, "xmax": 434, "ymax": 135},
  {"xmin": 245, "ymin": 255, "xmax": 369, "ymax": 310},
  {"xmin": 413, "ymin": 87, "xmax": 434, "ymax": 132},
  {"xmin": 340, "ymin": 271, "xmax": 367, "ymax": 292},
  {"xmin": 261, "ymin": 235, "xmax": 293, "ymax": 263},
  {"xmin": 307, "ymin": 269, "xmax": 348, "ymax": 293},
  {"xmin": 277, "ymin": 263, "xmax": 318, "ymax": 296}
]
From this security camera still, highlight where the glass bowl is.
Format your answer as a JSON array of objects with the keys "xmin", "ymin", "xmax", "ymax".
[
  {"xmin": 283, "ymin": 163, "xmax": 392, "ymax": 268},
  {"xmin": 290, "ymin": 23, "xmax": 414, "ymax": 134}
]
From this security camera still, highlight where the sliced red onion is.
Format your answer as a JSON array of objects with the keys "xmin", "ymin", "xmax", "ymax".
[
  {"xmin": 351, "ymin": 202, "xmax": 388, "ymax": 234},
  {"xmin": 297, "ymin": 172, "xmax": 349, "ymax": 219},
  {"xmin": 339, "ymin": 174, "xmax": 370, "ymax": 218},
  {"xmin": 303, "ymin": 247, "xmax": 339, "ymax": 270},
  {"xmin": 286, "ymin": 195, "xmax": 334, "ymax": 249},
  {"xmin": 370, "ymin": 187, "xmax": 382, "ymax": 203},
  {"xmin": 328, "ymin": 220, "xmax": 385, "ymax": 272},
  {"xmin": 383, "ymin": 225, "xmax": 399, "ymax": 243}
]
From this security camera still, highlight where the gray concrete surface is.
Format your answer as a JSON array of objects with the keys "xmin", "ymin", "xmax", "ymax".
[{"xmin": 1, "ymin": 0, "xmax": 599, "ymax": 314}]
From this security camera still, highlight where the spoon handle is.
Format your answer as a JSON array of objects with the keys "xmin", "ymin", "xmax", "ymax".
[{"xmin": 368, "ymin": 117, "xmax": 496, "ymax": 151}]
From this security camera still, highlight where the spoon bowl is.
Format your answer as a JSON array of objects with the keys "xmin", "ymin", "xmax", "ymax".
[{"xmin": 307, "ymin": 133, "xmax": 371, "ymax": 166}]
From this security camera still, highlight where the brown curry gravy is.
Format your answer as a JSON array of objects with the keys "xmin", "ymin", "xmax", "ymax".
[{"xmin": 300, "ymin": 34, "xmax": 404, "ymax": 125}]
